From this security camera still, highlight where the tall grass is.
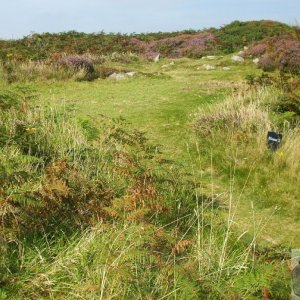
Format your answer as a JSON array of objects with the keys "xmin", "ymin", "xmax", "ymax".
[
  {"xmin": 1, "ymin": 60, "xmax": 76, "ymax": 82},
  {"xmin": 0, "ymin": 87, "xmax": 291, "ymax": 299},
  {"xmin": 193, "ymin": 85, "xmax": 300, "ymax": 241},
  {"xmin": 0, "ymin": 56, "xmax": 140, "ymax": 83}
]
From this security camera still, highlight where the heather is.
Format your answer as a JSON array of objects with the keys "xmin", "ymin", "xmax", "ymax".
[
  {"xmin": 258, "ymin": 55, "xmax": 277, "ymax": 72},
  {"xmin": 0, "ymin": 20, "xmax": 293, "ymax": 62},
  {"xmin": 57, "ymin": 55, "xmax": 95, "ymax": 73},
  {"xmin": 277, "ymin": 39, "xmax": 300, "ymax": 73},
  {"xmin": 244, "ymin": 43, "xmax": 268, "ymax": 57},
  {"xmin": 245, "ymin": 35, "xmax": 300, "ymax": 73},
  {"xmin": 129, "ymin": 32, "xmax": 217, "ymax": 59}
]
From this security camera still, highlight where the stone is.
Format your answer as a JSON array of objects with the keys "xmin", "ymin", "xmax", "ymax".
[
  {"xmin": 202, "ymin": 55, "xmax": 216, "ymax": 60},
  {"xmin": 109, "ymin": 72, "xmax": 126, "ymax": 80},
  {"xmin": 231, "ymin": 55, "xmax": 244, "ymax": 62},
  {"xmin": 253, "ymin": 58, "xmax": 260, "ymax": 64},
  {"xmin": 203, "ymin": 64, "xmax": 215, "ymax": 70},
  {"xmin": 154, "ymin": 54, "xmax": 160, "ymax": 62},
  {"xmin": 126, "ymin": 72, "xmax": 136, "ymax": 77}
]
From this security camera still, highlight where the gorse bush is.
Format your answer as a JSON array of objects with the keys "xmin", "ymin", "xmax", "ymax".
[
  {"xmin": 272, "ymin": 93, "xmax": 300, "ymax": 127},
  {"xmin": 215, "ymin": 20, "xmax": 292, "ymax": 53},
  {"xmin": 0, "ymin": 85, "xmax": 37, "ymax": 110},
  {"xmin": 245, "ymin": 73, "xmax": 274, "ymax": 87},
  {"xmin": 0, "ymin": 90, "xmax": 22, "ymax": 110},
  {"xmin": 245, "ymin": 72, "xmax": 300, "ymax": 92},
  {"xmin": 276, "ymin": 93, "xmax": 300, "ymax": 116},
  {"xmin": 0, "ymin": 31, "xmax": 132, "ymax": 61}
]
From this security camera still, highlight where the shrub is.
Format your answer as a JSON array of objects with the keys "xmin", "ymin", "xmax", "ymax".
[
  {"xmin": 57, "ymin": 55, "xmax": 94, "ymax": 73},
  {"xmin": 278, "ymin": 93, "xmax": 300, "ymax": 115},
  {"xmin": 0, "ymin": 20, "xmax": 295, "ymax": 62},
  {"xmin": 248, "ymin": 36, "xmax": 300, "ymax": 73},
  {"xmin": 245, "ymin": 43, "xmax": 268, "ymax": 57},
  {"xmin": 109, "ymin": 52, "xmax": 140, "ymax": 63},
  {"xmin": 277, "ymin": 40, "xmax": 300, "ymax": 73},
  {"xmin": 275, "ymin": 73, "xmax": 300, "ymax": 92},
  {"xmin": 245, "ymin": 73, "xmax": 273, "ymax": 87},
  {"xmin": 215, "ymin": 20, "xmax": 292, "ymax": 53},
  {"xmin": 0, "ymin": 91, "xmax": 21, "ymax": 110},
  {"xmin": 0, "ymin": 86, "xmax": 36, "ymax": 110},
  {"xmin": 128, "ymin": 32, "xmax": 217, "ymax": 59},
  {"xmin": 258, "ymin": 55, "xmax": 277, "ymax": 72}
]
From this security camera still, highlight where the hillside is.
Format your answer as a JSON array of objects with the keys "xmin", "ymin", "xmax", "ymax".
[
  {"xmin": 0, "ymin": 20, "xmax": 294, "ymax": 60},
  {"xmin": 0, "ymin": 20, "xmax": 300, "ymax": 299}
]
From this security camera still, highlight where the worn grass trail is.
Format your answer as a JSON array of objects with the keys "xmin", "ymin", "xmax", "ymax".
[{"xmin": 33, "ymin": 58, "xmax": 255, "ymax": 154}]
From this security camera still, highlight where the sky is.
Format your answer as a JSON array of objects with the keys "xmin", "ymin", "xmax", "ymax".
[{"xmin": 0, "ymin": 0, "xmax": 299, "ymax": 39}]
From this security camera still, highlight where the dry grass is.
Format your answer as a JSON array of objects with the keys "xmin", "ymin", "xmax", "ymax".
[
  {"xmin": 193, "ymin": 86, "xmax": 277, "ymax": 136},
  {"xmin": 1, "ymin": 60, "xmax": 96, "ymax": 82},
  {"xmin": 274, "ymin": 128, "xmax": 300, "ymax": 181}
]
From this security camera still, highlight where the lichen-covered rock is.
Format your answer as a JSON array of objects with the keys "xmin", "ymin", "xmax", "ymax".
[
  {"xmin": 154, "ymin": 54, "xmax": 160, "ymax": 62},
  {"xmin": 126, "ymin": 72, "xmax": 136, "ymax": 77},
  {"xmin": 203, "ymin": 64, "xmax": 215, "ymax": 70},
  {"xmin": 253, "ymin": 58, "xmax": 260, "ymax": 64},
  {"xmin": 108, "ymin": 73, "xmax": 127, "ymax": 80},
  {"xmin": 231, "ymin": 55, "xmax": 244, "ymax": 62}
]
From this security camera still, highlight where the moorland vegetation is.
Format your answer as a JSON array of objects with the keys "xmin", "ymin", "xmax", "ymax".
[{"xmin": 0, "ymin": 20, "xmax": 300, "ymax": 299}]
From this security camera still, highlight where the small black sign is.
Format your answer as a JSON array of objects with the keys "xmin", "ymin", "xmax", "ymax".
[{"xmin": 267, "ymin": 131, "xmax": 282, "ymax": 151}]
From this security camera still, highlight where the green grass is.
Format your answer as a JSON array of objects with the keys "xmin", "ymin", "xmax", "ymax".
[
  {"xmin": 14, "ymin": 57, "xmax": 258, "ymax": 151},
  {"xmin": 0, "ymin": 55, "xmax": 298, "ymax": 299},
  {"xmin": 51, "ymin": 59, "xmax": 300, "ymax": 247},
  {"xmin": 2, "ymin": 56, "xmax": 298, "ymax": 246}
]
